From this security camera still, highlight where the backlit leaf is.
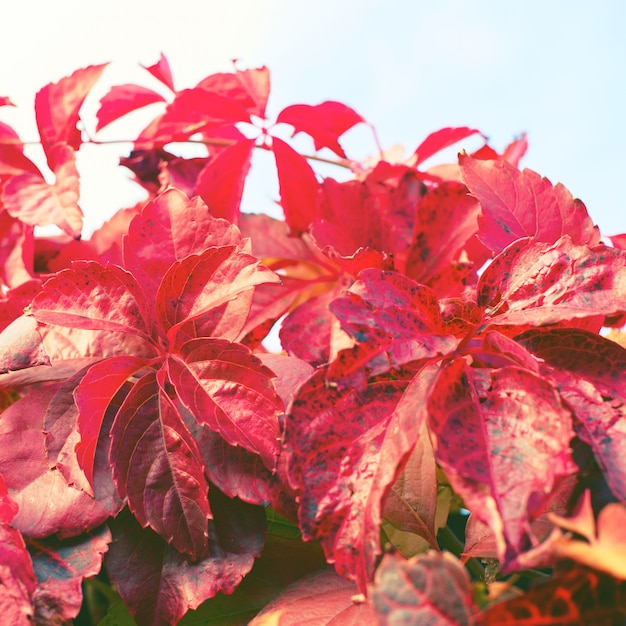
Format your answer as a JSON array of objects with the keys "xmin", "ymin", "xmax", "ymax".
[
  {"xmin": 273, "ymin": 137, "xmax": 320, "ymax": 236},
  {"xmin": 413, "ymin": 126, "xmax": 483, "ymax": 167},
  {"xmin": 96, "ymin": 84, "xmax": 167, "ymax": 131},
  {"xmin": 277, "ymin": 101, "xmax": 364, "ymax": 158},
  {"xmin": 142, "ymin": 52, "xmax": 175, "ymax": 91},
  {"xmin": 196, "ymin": 138, "xmax": 254, "ymax": 223},
  {"xmin": 460, "ymin": 154, "xmax": 600, "ymax": 254},
  {"xmin": 35, "ymin": 64, "xmax": 108, "ymax": 166}
]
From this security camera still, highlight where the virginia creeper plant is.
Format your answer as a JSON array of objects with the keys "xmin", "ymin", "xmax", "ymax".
[{"xmin": 0, "ymin": 54, "xmax": 625, "ymax": 625}]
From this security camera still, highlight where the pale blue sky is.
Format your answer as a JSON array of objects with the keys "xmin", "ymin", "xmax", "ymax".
[{"xmin": 2, "ymin": 0, "xmax": 625, "ymax": 237}]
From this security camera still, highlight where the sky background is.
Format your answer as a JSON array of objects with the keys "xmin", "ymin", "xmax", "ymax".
[{"xmin": 1, "ymin": 0, "xmax": 625, "ymax": 238}]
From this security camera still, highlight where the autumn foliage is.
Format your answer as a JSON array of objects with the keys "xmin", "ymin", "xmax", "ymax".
[{"xmin": 0, "ymin": 55, "xmax": 626, "ymax": 625}]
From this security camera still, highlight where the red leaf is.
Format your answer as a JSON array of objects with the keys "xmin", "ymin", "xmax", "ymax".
[
  {"xmin": 109, "ymin": 371, "xmax": 211, "ymax": 560},
  {"xmin": 123, "ymin": 187, "xmax": 241, "ymax": 306},
  {"xmin": 28, "ymin": 526, "xmax": 110, "ymax": 623},
  {"xmin": 107, "ymin": 494, "xmax": 265, "ymax": 626},
  {"xmin": 196, "ymin": 138, "xmax": 254, "ymax": 222},
  {"xmin": 272, "ymin": 137, "xmax": 320, "ymax": 235},
  {"xmin": 405, "ymin": 181, "xmax": 481, "ymax": 285},
  {"xmin": 235, "ymin": 64, "xmax": 271, "ymax": 118},
  {"xmin": 327, "ymin": 270, "xmax": 456, "ymax": 383},
  {"xmin": 74, "ymin": 356, "xmax": 150, "ymax": 491},
  {"xmin": 0, "ymin": 477, "xmax": 36, "ymax": 625},
  {"xmin": 96, "ymin": 84, "xmax": 166, "ymax": 131},
  {"xmin": 277, "ymin": 101, "xmax": 365, "ymax": 158},
  {"xmin": 0, "ymin": 214, "xmax": 34, "ymax": 289},
  {"xmin": 31, "ymin": 261, "xmax": 154, "ymax": 341},
  {"xmin": 3, "ymin": 143, "xmax": 83, "ymax": 238},
  {"xmin": 0, "ymin": 386, "xmax": 116, "ymax": 538},
  {"xmin": 479, "ymin": 237, "xmax": 626, "ymax": 327},
  {"xmin": 250, "ymin": 568, "xmax": 379, "ymax": 626},
  {"xmin": 285, "ymin": 365, "xmax": 437, "ymax": 591},
  {"xmin": 460, "ymin": 154, "xmax": 601, "ymax": 253},
  {"xmin": 35, "ymin": 64, "xmax": 108, "ymax": 166},
  {"xmin": 155, "ymin": 244, "xmax": 279, "ymax": 341},
  {"xmin": 168, "ymin": 338, "xmax": 283, "ymax": 469},
  {"xmin": 141, "ymin": 52, "xmax": 175, "ymax": 91},
  {"xmin": 413, "ymin": 126, "xmax": 483, "ymax": 167},
  {"xmin": 0, "ymin": 315, "xmax": 49, "ymax": 374},
  {"xmin": 372, "ymin": 551, "xmax": 476, "ymax": 625},
  {"xmin": 428, "ymin": 360, "xmax": 576, "ymax": 564},
  {"xmin": 157, "ymin": 88, "xmax": 250, "ymax": 142}
]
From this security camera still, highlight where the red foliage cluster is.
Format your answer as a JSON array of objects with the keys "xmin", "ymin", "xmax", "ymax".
[{"xmin": 1, "ymin": 55, "xmax": 625, "ymax": 625}]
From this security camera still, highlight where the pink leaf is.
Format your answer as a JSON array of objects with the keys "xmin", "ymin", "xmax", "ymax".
[
  {"xmin": 405, "ymin": 181, "xmax": 480, "ymax": 285},
  {"xmin": 285, "ymin": 365, "xmax": 437, "ymax": 591},
  {"xmin": 168, "ymin": 338, "xmax": 283, "ymax": 469},
  {"xmin": 0, "ymin": 386, "xmax": 117, "ymax": 537},
  {"xmin": 109, "ymin": 371, "xmax": 212, "ymax": 560},
  {"xmin": 460, "ymin": 154, "xmax": 601, "ymax": 253},
  {"xmin": 35, "ymin": 64, "xmax": 108, "ymax": 166},
  {"xmin": 96, "ymin": 84, "xmax": 166, "ymax": 131},
  {"xmin": 250, "ymin": 568, "xmax": 379, "ymax": 626},
  {"xmin": 74, "ymin": 355, "xmax": 150, "ymax": 491},
  {"xmin": 413, "ymin": 126, "xmax": 483, "ymax": 167},
  {"xmin": 272, "ymin": 137, "xmax": 320, "ymax": 235},
  {"xmin": 0, "ymin": 214, "xmax": 34, "ymax": 289},
  {"xmin": 141, "ymin": 52, "xmax": 175, "ymax": 91},
  {"xmin": 277, "ymin": 101, "xmax": 365, "ymax": 158},
  {"xmin": 428, "ymin": 360, "xmax": 576, "ymax": 564},
  {"xmin": 155, "ymin": 244, "xmax": 279, "ymax": 341},
  {"xmin": 31, "ymin": 261, "xmax": 154, "ymax": 341},
  {"xmin": 234, "ymin": 64, "xmax": 271, "ymax": 118},
  {"xmin": 479, "ymin": 236, "xmax": 626, "ymax": 327},
  {"xmin": 3, "ymin": 143, "xmax": 83, "ymax": 238},
  {"xmin": 157, "ymin": 88, "xmax": 250, "ymax": 142},
  {"xmin": 196, "ymin": 138, "xmax": 254, "ymax": 222},
  {"xmin": 123, "ymin": 188, "xmax": 241, "ymax": 307},
  {"xmin": 0, "ymin": 315, "xmax": 49, "ymax": 374},
  {"xmin": 107, "ymin": 494, "xmax": 264, "ymax": 626}
]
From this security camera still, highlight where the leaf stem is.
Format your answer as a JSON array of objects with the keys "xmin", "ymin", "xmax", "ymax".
[{"xmin": 437, "ymin": 525, "xmax": 485, "ymax": 581}]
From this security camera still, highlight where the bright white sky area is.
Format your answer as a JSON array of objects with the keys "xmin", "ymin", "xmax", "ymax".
[{"xmin": 1, "ymin": 0, "xmax": 625, "ymax": 238}]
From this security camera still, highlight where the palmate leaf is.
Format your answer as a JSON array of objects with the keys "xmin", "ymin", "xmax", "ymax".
[
  {"xmin": 167, "ymin": 338, "xmax": 283, "ymax": 470},
  {"xmin": 107, "ymin": 493, "xmax": 265, "ymax": 626},
  {"xmin": 109, "ymin": 370, "xmax": 211, "ymax": 561},
  {"xmin": 123, "ymin": 188, "xmax": 242, "ymax": 307},
  {"xmin": 96, "ymin": 84, "xmax": 167, "ymax": 132},
  {"xmin": 428, "ymin": 359, "xmax": 576, "ymax": 565},
  {"xmin": 155, "ymin": 242, "xmax": 279, "ymax": 344}
]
